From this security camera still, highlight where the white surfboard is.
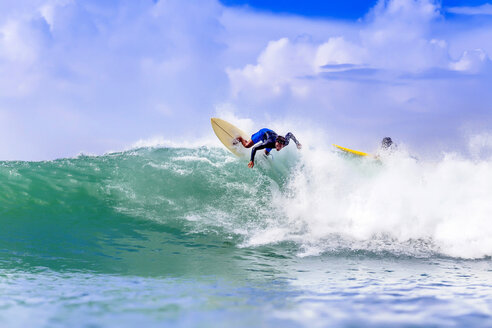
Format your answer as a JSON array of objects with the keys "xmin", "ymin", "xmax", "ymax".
[{"xmin": 210, "ymin": 118, "xmax": 249, "ymax": 158}]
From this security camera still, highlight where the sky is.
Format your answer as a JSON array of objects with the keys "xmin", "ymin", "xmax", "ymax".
[
  {"xmin": 0, "ymin": 0, "xmax": 491, "ymax": 160},
  {"xmin": 221, "ymin": 0, "xmax": 491, "ymax": 18},
  {"xmin": 220, "ymin": 0, "xmax": 380, "ymax": 19}
]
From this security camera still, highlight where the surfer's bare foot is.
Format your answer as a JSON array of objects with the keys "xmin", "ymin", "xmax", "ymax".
[{"xmin": 233, "ymin": 136, "xmax": 242, "ymax": 145}]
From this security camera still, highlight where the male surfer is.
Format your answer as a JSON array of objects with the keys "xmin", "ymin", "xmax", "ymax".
[
  {"xmin": 381, "ymin": 137, "xmax": 396, "ymax": 150},
  {"xmin": 236, "ymin": 128, "xmax": 302, "ymax": 168},
  {"xmin": 375, "ymin": 137, "xmax": 402, "ymax": 160}
]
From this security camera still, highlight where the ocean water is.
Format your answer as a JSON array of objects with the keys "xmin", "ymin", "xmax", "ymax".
[{"xmin": 1, "ymin": 146, "xmax": 491, "ymax": 327}]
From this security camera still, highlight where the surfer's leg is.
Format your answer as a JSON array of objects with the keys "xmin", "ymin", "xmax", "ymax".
[
  {"xmin": 238, "ymin": 128, "xmax": 268, "ymax": 148},
  {"xmin": 237, "ymin": 136, "xmax": 254, "ymax": 148}
]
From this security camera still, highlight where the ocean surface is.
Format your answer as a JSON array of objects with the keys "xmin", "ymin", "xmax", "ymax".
[{"xmin": 1, "ymin": 146, "xmax": 491, "ymax": 327}]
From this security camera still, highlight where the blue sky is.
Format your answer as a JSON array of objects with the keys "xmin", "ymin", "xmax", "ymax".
[
  {"xmin": 221, "ymin": 0, "xmax": 490, "ymax": 18},
  {"xmin": 0, "ymin": 0, "xmax": 491, "ymax": 160},
  {"xmin": 220, "ymin": 0, "xmax": 379, "ymax": 19}
]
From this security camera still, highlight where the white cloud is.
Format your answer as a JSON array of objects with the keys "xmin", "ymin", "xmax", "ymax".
[
  {"xmin": 314, "ymin": 37, "xmax": 365, "ymax": 70},
  {"xmin": 450, "ymin": 49, "xmax": 490, "ymax": 73},
  {"xmin": 227, "ymin": 38, "xmax": 317, "ymax": 98},
  {"xmin": 226, "ymin": 0, "xmax": 460, "ymax": 99},
  {"xmin": 360, "ymin": 0, "xmax": 448, "ymax": 71},
  {"xmin": 0, "ymin": 0, "xmax": 227, "ymax": 160},
  {"xmin": 38, "ymin": 0, "xmax": 72, "ymax": 31},
  {"xmin": 226, "ymin": 34, "xmax": 370, "ymax": 102},
  {"xmin": 447, "ymin": 3, "xmax": 492, "ymax": 16},
  {"xmin": 0, "ymin": 20, "xmax": 36, "ymax": 63}
]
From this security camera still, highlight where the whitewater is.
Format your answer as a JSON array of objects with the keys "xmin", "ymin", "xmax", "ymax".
[{"xmin": 1, "ymin": 140, "xmax": 491, "ymax": 327}]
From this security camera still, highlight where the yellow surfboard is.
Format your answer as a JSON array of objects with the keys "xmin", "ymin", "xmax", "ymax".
[
  {"xmin": 333, "ymin": 144, "xmax": 369, "ymax": 157},
  {"xmin": 211, "ymin": 118, "xmax": 249, "ymax": 158}
]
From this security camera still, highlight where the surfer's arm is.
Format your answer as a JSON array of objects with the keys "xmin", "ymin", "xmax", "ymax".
[{"xmin": 285, "ymin": 132, "xmax": 302, "ymax": 149}]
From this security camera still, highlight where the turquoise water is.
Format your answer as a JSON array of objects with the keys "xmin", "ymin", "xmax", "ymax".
[{"xmin": 1, "ymin": 147, "xmax": 491, "ymax": 327}]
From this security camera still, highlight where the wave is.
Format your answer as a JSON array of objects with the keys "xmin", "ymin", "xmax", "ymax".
[
  {"xmin": 266, "ymin": 146, "xmax": 492, "ymax": 259},
  {"xmin": 0, "ymin": 144, "xmax": 491, "ymax": 264}
]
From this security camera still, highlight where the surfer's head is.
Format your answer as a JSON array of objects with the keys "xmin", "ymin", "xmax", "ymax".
[
  {"xmin": 381, "ymin": 137, "xmax": 393, "ymax": 149},
  {"xmin": 275, "ymin": 136, "xmax": 288, "ymax": 151}
]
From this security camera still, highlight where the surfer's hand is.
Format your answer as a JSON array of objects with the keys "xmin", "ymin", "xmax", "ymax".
[
  {"xmin": 297, "ymin": 143, "xmax": 302, "ymax": 150},
  {"xmin": 248, "ymin": 161, "xmax": 254, "ymax": 168}
]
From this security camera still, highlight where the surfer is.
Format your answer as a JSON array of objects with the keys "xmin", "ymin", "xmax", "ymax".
[
  {"xmin": 381, "ymin": 137, "xmax": 396, "ymax": 150},
  {"xmin": 236, "ymin": 128, "xmax": 301, "ymax": 168},
  {"xmin": 375, "ymin": 137, "xmax": 399, "ymax": 159},
  {"xmin": 378, "ymin": 137, "xmax": 397, "ymax": 154}
]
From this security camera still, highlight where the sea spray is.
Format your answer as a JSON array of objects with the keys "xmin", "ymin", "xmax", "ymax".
[{"xmin": 250, "ymin": 146, "xmax": 492, "ymax": 259}]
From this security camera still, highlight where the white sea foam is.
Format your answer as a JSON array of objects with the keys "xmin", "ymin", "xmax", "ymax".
[
  {"xmin": 248, "ymin": 143, "xmax": 492, "ymax": 259},
  {"xmin": 172, "ymin": 155, "xmax": 236, "ymax": 168},
  {"xmin": 128, "ymin": 135, "xmax": 221, "ymax": 150}
]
